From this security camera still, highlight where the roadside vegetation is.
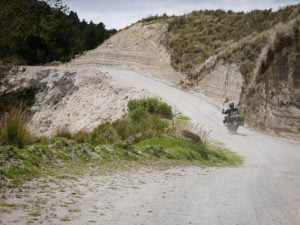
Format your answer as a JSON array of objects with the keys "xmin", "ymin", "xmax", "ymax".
[
  {"xmin": 0, "ymin": 107, "xmax": 33, "ymax": 148},
  {"xmin": 140, "ymin": 5, "xmax": 299, "ymax": 76},
  {"xmin": 0, "ymin": 0, "xmax": 117, "ymax": 65},
  {"xmin": 0, "ymin": 98, "xmax": 242, "ymax": 188},
  {"xmin": 167, "ymin": 5, "xmax": 299, "ymax": 75}
]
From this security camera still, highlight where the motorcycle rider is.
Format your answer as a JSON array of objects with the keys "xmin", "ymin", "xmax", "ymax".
[{"xmin": 222, "ymin": 102, "xmax": 238, "ymax": 124}]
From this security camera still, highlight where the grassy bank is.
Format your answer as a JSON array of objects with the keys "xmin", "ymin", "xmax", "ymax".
[
  {"xmin": 140, "ymin": 5, "xmax": 299, "ymax": 76},
  {"xmin": 0, "ymin": 98, "xmax": 242, "ymax": 188},
  {"xmin": 166, "ymin": 5, "xmax": 298, "ymax": 75}
]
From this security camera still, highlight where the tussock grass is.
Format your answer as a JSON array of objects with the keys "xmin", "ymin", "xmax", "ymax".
[
  {"xmin": 55, "ymin": 126, "xmax": 72, "ymax": 139},
  {"xmin": 0, "ymin": 107, "xmax": 33, "ymax": 148},
  {"xmin": 91, "ymin": 122, "xmax": 120, "ymax": 144},
  {"xmin": 72, "ymin": 130, "xmax": 90, "ymax": 143}
]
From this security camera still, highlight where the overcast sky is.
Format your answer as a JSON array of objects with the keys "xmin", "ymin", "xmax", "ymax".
[{"xmin": 63, "ymin": 0, "xmax": 300, "ymax": 29}]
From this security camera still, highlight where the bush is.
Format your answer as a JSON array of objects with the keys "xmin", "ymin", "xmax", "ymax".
[
  {"xmin": 0, "ymin": 107, "xmax": 33, "ymax": 148},
  {"xmin": 112, "ymin": 99, "xmax": 172, "ymax": 142},
  {"xmin": 128, "ymin": 98, "xmax": 173, "ymax": 121},
  {"xmin": 91, "ymin": 122, "xmax": 120, "ymax": 144},
  {"xmin": 129, "ymin": 107, "xmax": 150, "ymax": 122}
]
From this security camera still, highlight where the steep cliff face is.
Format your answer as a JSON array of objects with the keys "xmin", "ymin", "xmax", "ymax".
[
  {"xmin": 192, "ymin": 58, "xmax": 244, "ymax": 105},
  {"xmin": 241, "ymin": 21, "xmax": 300, "ymax": 137},
  {"xmin": 181, "ymin": 19, "xmax": 300, "ymax": 139}
]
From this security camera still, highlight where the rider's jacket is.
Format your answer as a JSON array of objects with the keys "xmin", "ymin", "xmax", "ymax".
[{"xmin": 223, "ymin": 108, "xmax": 238, "ymax": 117}]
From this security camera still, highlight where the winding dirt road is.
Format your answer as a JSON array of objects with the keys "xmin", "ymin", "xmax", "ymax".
[{"xmin": 99, "ymin": 67, "xmax": 300, "ymax": 225}]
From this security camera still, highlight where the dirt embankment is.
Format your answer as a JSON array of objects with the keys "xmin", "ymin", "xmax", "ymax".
[
  {"xmin": 240, "ymin": 22, "xmax": 300, "ymax": 137},
  {"xmin": 0, "ymin": 66, "xmax": 152, "ymax": 136},
  {"xmin": 183, "ymin": 20, "xmax": 300, "ymax": 140},
  {"xmin": 0, "ymin": 22, "xmax": 184, "ymax": 137},
  {"xmin": 70, "ymin": 22, "xmax": 184, "ymax": 85}
]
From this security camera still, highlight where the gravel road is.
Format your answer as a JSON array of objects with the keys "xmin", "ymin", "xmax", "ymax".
[{"xmin": 98, "ymin": 67, "xmax": 300, "ymax": 225}]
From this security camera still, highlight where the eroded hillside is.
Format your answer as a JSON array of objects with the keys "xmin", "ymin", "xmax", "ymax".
[
  {"xmin": 69, "ymin": 23, "xmax": 184, "ymax": 84},
  {"xmin": 0, "ymin": 66, "xmax": 152, "ymax": 136},
  {"xmin": 189, "ymin": 19, "xmax": 300, "ymax": 138},
  {"xmin": 0, "ymin": 23, "xmax": 182, "ymax": 136},
  {"xmin": 142, "ymin": 5, "xmax": 300, "ymax": 139}
]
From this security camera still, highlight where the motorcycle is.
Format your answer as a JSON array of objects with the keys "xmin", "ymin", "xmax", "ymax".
[{"xmin": 222, "ymin": 110, "xmax": 244, "ymax": 134}]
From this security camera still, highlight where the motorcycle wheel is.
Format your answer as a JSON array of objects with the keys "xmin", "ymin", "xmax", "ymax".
[{"xmin": 228, "ymin": 123, "xmax": 239, "ymax": 134}]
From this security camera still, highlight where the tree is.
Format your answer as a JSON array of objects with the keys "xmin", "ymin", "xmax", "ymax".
[{"xmin": 0, "ymin": 0, "xmax": 117, "ymax": 65}]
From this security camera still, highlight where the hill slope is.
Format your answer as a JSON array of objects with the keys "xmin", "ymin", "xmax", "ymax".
[{"xmin": 142, "ymin": 5, "xmax": 300, "ymax": 138}]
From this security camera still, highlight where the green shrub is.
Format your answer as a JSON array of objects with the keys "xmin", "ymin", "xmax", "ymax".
[
  {"xmin": 128, "ymin": 98, "xmax": 173, "ymax": 121},
  {"xmin": 67, "ymin": 99, "xmax": 173, "ymax": 146},
  {"xmin": 111, "ymin": 115, "xmax": 169, "ymax": 143},
  {"xmin": 114, "ymin": 118, "xmax": 132, "ymax": 139},
  {"xmin": 0, "ymin": 107, "xmax": 33, "ymax": 148},
  {"xmin": 129, "ymin": 107, "xmax": 150, "ymax": 122},
  {"xmin": 126, "ymin": 99, "xmax": 172, "ymax": 141}
]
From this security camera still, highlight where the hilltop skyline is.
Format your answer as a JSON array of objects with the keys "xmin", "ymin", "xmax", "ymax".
[{"xmin": 64, "ymin": 0, "xmax": 300, "ymax": 29}]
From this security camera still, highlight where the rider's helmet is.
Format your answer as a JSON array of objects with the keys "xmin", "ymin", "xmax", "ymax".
[{"xmin": 229, "ymin": 103, "xmax": 234, "ymax": 109}]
